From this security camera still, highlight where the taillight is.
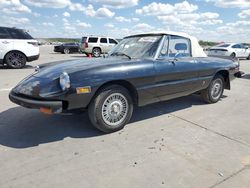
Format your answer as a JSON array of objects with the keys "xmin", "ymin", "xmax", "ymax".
[
  {"xmin": 84, "ymin": 42, "xmax": 88, "ymax": 48},
  {"xmin": 28, "ymin": 42, "xmax": 38, "ymax": 46}
]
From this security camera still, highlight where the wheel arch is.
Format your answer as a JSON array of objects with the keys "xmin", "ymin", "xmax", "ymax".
[
  {"xmin": 92, "ymin": 46, "xmax": 102, "ymax": 53},
  {"xmin": 215, "ymin": 70, "xmax": 230, "ymax": 90},
  {"xmin": 4, "ymin": 50, "xmax": 27, "ymax": 63},
  {"xmin": 91, "ymin": 80, "xmax": 138, "ymax": 106}
]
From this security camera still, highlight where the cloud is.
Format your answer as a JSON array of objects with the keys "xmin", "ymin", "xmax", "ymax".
[
  {"xmin": 104, "ymin": 23, "xmax": 115, "ymax": 28},
  {"xmin": 42, "ymin": 22, "xmax": 54, "ymax": 26},
  {"xmin": 89, "ymin": 0, "xmax": 139, "ymax": 9},
  {"xmin": 136, "ymin": 1, "xmax": 198, "ymax": 16},
  {"xmin": 115, "ymin": 16, "xmax": 131, "ymax": 22},
  {"xmin": 238, "ymin": 9, "xmax": 250, "ymax": 18},
  {"xmin": 133, "ymin": 23, "xmax": 154, "ymax": 31},
  {"xmin": 91, "ymin": 7, "xmax": 115, "ymax": 18},
  {"xmin": 76, "ymin": 20, "xmax": 92, "ymax": 28},
  {"xmin": 0, "ymin": 0, "xmax": 32, "ymax": 14},
  {"xmin": 63, "ymin": 12, "xmax": 70, "ymax": 17},
  {"xmin": 24, "ymin": 0, "xmax": 71, "ymax": 8},
  {"xmin": 206, "ymin": 0, "xmax": 250, "ymax": 9},
  {"xmin": 69, "ymin": 3, "xmax": 85, "ymax": 11}
]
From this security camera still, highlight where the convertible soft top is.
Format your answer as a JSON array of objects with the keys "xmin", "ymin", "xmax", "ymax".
[{"xmin": 126, "ymin": 31, "xmax": 207, "ymax": 58}]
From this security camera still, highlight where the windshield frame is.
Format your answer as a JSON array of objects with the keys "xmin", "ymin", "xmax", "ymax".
[{"xmin": 109, "ymin": 34, "xmax": 164, "ymax": 60}]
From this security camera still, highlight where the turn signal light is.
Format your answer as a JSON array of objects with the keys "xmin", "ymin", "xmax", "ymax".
[
  {"xmin": 40, "ymin": 107, "xmax": 53, "ymax": 115},
  {"xmin": 76, "ymin": 87, "xmax": 91, "ymax": 94}
]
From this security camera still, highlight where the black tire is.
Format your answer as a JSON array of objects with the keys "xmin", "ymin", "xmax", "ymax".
[
  {"xmin": 230, "ymin": 52, "xmax": 236, "ymax": 59},
  {"xmin": 201, "ymin": 75, "xmax": 224, "ymax": 104},
  {"xmin": 92, "ymin": 48, "xmax": 101, "ymax": 57},
  {"xmin": 88, "ymin": 85, "xmax": 133, "ymax": 133},
  {"xmin": 5, "ymin": 51, "xmax": 26, "ymax": 69},
  {"xmin": 247, "ymin": 54, "xmax": 250, "ymax": 60},
  {"xmin": 64, "ymin": 48, "xmax": 70, "ymax": 54}
]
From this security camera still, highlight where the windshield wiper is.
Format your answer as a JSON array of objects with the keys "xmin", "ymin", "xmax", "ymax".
[{"xmin": 110, "ymin": 52, "xmax": 131, "ymax": 59}]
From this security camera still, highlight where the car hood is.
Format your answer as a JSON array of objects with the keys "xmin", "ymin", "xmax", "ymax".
[{"xmin": 34, "ymin": 57, "xmax": 133, "ymax": 79}]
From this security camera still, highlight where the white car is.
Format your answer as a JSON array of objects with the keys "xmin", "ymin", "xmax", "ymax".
[
  {"xmin": 0, "ymin": 26, "xmax": 39, "ymax": 69},
  {"xmin": 208, "ymin": 43, "xmax": 250, "ymax": 60},
  {"xmin": 80, "ymin": 36, "xmax": 118, "ymax": 57}
]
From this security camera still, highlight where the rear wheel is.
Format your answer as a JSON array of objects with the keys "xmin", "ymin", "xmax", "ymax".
[
  {"xmin": 247, "ymin": 53, "xmax": 250, "ymax": 60},
  {"xmin": 5, "ymin": 51, "xmax": 26, "ymax": 69},
  {"xmin": 230, "ymin": 52, "xmax": 236, "ymax": 59},
  {"xmin": 88, "ymin": 85, "xmax": 133, "ymax": 133},
  {"xmin": 201, "ymin": 75, "xmax": 224, "ymax": 104},
  {"xmin": 64, "ymin": 48, "xmax": 70, "ymax": 54},
  {"xmin": 92, "ymin": 48, "xmax": 101, "ymax": 57}
]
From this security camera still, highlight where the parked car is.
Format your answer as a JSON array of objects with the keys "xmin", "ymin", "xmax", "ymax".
[
  {"xmin": 9, "ymin": 32, "xmax": 240, "ymax": 133},
  {"xmin": 54, "ymin": 42, "xmax": 80, "ymax": 54},
  {"xmin": 0, "ymin": 26, "xmax": 39, "ymax": 69},
  {"xmin": 80, "ymin": 36, "xmax": 118, "ymax": 57},
  {"xmin": 208, "ymin": 43, "xmax": 250, "ymax": 59}
]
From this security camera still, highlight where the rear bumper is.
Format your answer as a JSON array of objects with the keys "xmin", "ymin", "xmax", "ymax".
[
  {"xmin": 27, "ymin": 54, "xmax": 40, "ymax": 62},
  {"xmin": 9, "ymin": 91, "xmax": 63, "ymax": 113}
]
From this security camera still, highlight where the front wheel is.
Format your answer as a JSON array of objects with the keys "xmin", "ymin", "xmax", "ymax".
[
  {"xmin": 201, "ymin": 75, "xmax": 224, "ymax": 104},
  {"xmin": 247, "ymin": 54, "xmax": 250, "ymax": 60},
  {"xmin": 92, "ymin": 48, "xmax": 101, "ymax": 57},
  {"xmin": 5, "ymin": 51, "xmax": 26, "ymax": 69},
  {"xmin": 88, "ymin": 85, "xmax": 133, "ymax": 133},
  {"xmin": 64, "ymin": 48, "xmax": 70, "ymax": 54}
]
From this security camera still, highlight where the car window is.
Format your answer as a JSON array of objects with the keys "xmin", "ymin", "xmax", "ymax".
[
  {"xmin": 109, "ymin": 38, "xmax": 118, "ymax": 44},
  {"xmin": 100, "ymin": 38, "xmax": 107, "ymax": 43},
  {"xmin": 6, "ymin": 28, "xmax": 33, "ymax": 39},
  {"xmin": 217, "ymin": 44, "xmax": 230, "ymax": 47},
  {"xmin": 88, "ymin": 37, "xmax": 98, "ymax": 43},
  {"xmin": 232, "ymin": 44, "xmax": 240, "ymax": 48},
  {"xmin": 160, "ymin": 35, "xmax": 191, "ymax": 58},
  {"xmin": 81, "ymin": 37, "xmax": 87, "ymax": 43},
  {"xmin": 239, "ymin": 44, "xmax": 245, "ymax": 48},
  {"xmin": 110, "ymin": 35, "xmax": 162, "ymax": 59},
  {"xmin": 0, "ymin": 28, "xmax": 11, "ymax": 39}
]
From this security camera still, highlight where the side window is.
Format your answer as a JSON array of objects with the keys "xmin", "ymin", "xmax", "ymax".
[
  {"xmin": 6, "ymin": 28, "xmax": 33, "ymax": 39},
  {"xmin": 232, "ymin": 44, "xmax": 240, "ymax": 48},
  {"xmin": 88, "ymin": 37, "xmax": 98, "ymax": 43},
  {"xmin": 0, "ymin": 28, "xmax": 11, "ymax": 39},
  {"xmin": 168, "ymin": 36, "xmax": 191, "ymax": 58},
  {"xmin": 160, "ymin": 35, "xmax": 191, "ymax": 58},
  {"xmin": 100, "ymin": 38, "xmax": 107, "ymax": 43},
  {"xmin": 109, "ymin": 38, "xmax": 118, "ymax": 44}
]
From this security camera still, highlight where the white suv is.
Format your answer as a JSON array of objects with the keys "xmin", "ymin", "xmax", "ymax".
[
  {"xmin": 0, "ymin": 26, "xmax": 39, "ymax": 69},
  {"xmin": 80, "ymin": 36, "xmax": 118, "ymax": 57}
]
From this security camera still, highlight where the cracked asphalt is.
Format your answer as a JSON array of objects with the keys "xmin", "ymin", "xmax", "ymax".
[{"xmin": 0, "ymin": 46, "xmax": 250, "ymax": 188}]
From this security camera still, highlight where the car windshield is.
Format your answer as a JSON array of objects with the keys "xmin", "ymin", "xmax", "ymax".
[
  {"xmin": 217, "ymin": 44, "xmax": 230, "ymax": 47},
  {"xmin": 109, "ymin": 35, "xmax": 162, "ymax": 59}
]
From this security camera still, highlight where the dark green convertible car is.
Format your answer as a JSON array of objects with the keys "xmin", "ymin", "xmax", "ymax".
[{"xmin": 9, "ymin": 32, "xmax": 240, "ymax": 133}]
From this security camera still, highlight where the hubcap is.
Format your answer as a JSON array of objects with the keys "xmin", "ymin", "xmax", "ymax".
[
  {"xmin": 101, "ymin": 93, "xmax": 128, "ymax": 126},
  {"xmin": 211, "ymin": 79, "xmax": 223, "ymax": 100},
  {"xmin": 93, "ymin": 49, "xmax": 100, "ymax": 57},
  {"xmin": 8, "ymin": 52, "xmax": 25, "ymax": 68}
]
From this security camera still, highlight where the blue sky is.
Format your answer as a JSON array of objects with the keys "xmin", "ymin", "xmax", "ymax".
[{"xmin": 1, "ymin": 0, "xmax": 250, "ymax": 42}]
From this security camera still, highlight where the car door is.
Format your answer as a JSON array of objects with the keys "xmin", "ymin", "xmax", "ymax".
[
  {"xmin": 239, "ymin": 44, "xmax": 248, "ymax": 58},
  {"xmin": 100, "ymin": 38, "xmax": 109, "ymax": 53},
  {"xmin": 154, "ymin": 35, "xmax": 200, "ymax": 101},
  {"xmin": 0, "ymin": 27, "xmax": 13, "ymax": 59},
  {"xmin": 108, "ymin": 38, "xmax": 118, "ymax": 52},
  {"xmin": 232, "ymin": 44, "xmax": 243, "ymax": 57}
]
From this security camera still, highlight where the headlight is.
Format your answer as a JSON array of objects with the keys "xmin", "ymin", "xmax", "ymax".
[{"xmin": 59, "ymin": 72, "xmax": 70, "ymax": 91}]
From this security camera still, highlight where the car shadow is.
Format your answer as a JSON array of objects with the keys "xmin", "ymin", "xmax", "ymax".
[
  {"xmin": 241, "ymin": 74, "xmax": 250, "ymax": 80},
  {"xmin": 0, "ymin": 94, "xmax": 215, "ymax": 149},
  {"xmin": 0, "ymin": 65, "xmax": 34, "ymax": 69}
]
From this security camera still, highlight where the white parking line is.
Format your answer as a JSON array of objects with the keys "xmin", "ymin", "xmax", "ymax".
[{"xmin": 0, "ymin": 88, "xmax": 12, "ymax": 92}]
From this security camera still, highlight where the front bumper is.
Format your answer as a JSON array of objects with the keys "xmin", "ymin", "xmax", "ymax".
[{"xmin": 9, "ymin": 91, "xmax": 63, "ymax": 113}]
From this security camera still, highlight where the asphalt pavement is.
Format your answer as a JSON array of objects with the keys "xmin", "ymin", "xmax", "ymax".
[{"xmin": 0, "ymin": 45, "xmax": 250, "ymax": 188}]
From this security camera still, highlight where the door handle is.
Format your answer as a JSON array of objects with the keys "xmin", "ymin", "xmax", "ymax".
[{"xmin": 2, "ymin": 41, "xmax": 10, "ymax": 44}]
